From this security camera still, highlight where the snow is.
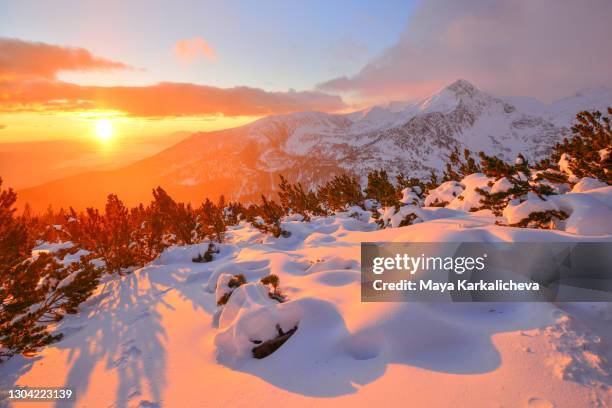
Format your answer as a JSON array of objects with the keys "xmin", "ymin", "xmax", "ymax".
[
  {"xmin": 571, "ymin": 177, "xmax": 608, "ymax": 193},
  {"xmin": 548, "ymin": 86, "xmax": 612, "ymax": 126},
  {"xmin": 551, "ymin": 187, "xmax": 612, "ymax": 235},
  {"xmin": 215, "ymin": 282, "xmax": 298, "ymax": 365},
  {"xmin": 490, "ymin": 177, "xmax": 513, "ymax": 194},
  {"xmin": 446, "ymin": 173, "xmax": 493, "ymax": 212},
  {"xmin": 2, "ymin": 188, "xmax": 612, "ymax": 407},
  {"xmin": 503, "ymin": 194, "xmax": 560, "ymax": 225},
  {"xmin": 378, "ymin": 205, "xmax": 426, "ymax": 228},
  {"xmin": 399, "ymin": 187, "xmax": 421, "ymax": 205},
  {"xmin": 31, "ymin": 241, "xmax": 74, "ymax": 257},
  {"xmin": 424, "ymin": 181, "xmax": 464, "ymax": 207},
  {"xmin": 558, "ymin": 153, "xmax": 579, "ymax": 183}
]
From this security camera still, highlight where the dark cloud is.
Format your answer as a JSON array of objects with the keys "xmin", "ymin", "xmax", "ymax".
[{"xmin": 318, "ymin": 0, "xmax": 612, "ymax": 103}]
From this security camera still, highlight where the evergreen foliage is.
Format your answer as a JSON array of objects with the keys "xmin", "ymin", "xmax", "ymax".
[
  {"xmin": 277, "ymin": 176, "xmax": 325, "ymax": 221},
  {"xmin": 551, "ymin": 108, "xmax": 611, "ymax": 184},
  {"xmin": 442, "ymin": 147, "xmax": 482, "ymax": 181},
  {"xmin": 365, "ymin": 170, "xmax": 397, "ymax": 207},
  {"xmin": 316, "ymin": 174, "xmax": 364, "ymax": 212},
  {"xmin": 247, "ymin": 195, "xmax": 290, "ymax": 238},
  {"xmin": 200, "ymin": 196, "xmax": 226, "ymax": 243},
  {"xmin": 506, "ymin": 210, "xmax": 569, "ymax": 229},
  {"xmin": 476, "ymin": 152, "xmax": 556, "ymax": 216},
  {"xmin": 0, "ymin": 178, "xmax": 102, "ymax": 361}
]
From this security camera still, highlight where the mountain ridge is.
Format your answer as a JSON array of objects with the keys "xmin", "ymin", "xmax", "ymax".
[{"xmin": 16, "ymin": 80, "xmax": 612, "ymax": 212}]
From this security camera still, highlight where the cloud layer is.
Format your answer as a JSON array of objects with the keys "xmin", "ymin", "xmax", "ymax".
[
  {"xmin": 0, "ymin": 80, "xmax": 346, "ymax": 116},
  {"xmin": 318, "ymin": 0, "xmax": 612, "ymax": 103},
  {"xmin": 0, "ymin": 38, "xmax": 130, "ymax": 80},
  {"xmin": 0, "ymin": 38, "xmax": 345, "ymax": 117}
]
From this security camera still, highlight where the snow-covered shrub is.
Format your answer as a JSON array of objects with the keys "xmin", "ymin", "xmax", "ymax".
[
  {"xmin": 150, "ymin": 186, "xmax": 200, "ymax": 245},
  {"xmin": 252, "ymin": 323, "xmax": 297, "ymax": 359},
  {"xmin": 192, "ymin": 242, "xmax": 219, "ymax": 263},
  {"xmin": 377, "ymin": 204, "xmax": 426, "ymax": 228},
  {"xmin": 216, "ymin": 273, "xmax": 285, "ymax": 307},
  {"xmin": 474, "ymin": 152, "xmax": 559, "ymax": 219},
  {"xmin": 365, "ymin": 170, "xmax": 399, "ymax": 226},
  {"xmin": 424, "ymin": 181, "xmax": 464, "ymax": 207},
  {"xmin": 446, "ymin": 173, "xmax": 493, "ymax": 212},
  {"xmin": 550, "ymin": 108, "xmax": 611, "ymax": 184},
  {"xmin": 216, "ymin": 273, "xmax": 247, "ymax": 306},
  {"xmin": 365, "ymin": 170, "xmax": 398, "ymax": 208},
  {"xmin": 503, "ymin": 193, "xmax": 568, "ymax": 229},
  {"xmin": 247, "ymin": 195, "xmax": 290, "ymax": 238},
  {"xmin": 0, "ymin": 178, "xmax": 102, "ymax": 361},
  {"xmin": 64, "ymin": 195, "xmax": 146, "ymax": 274},
  {"xmin": 214, "ymin": 283, "xmax": 301, "ymax": 365},
  {"xmin": 277, "ymin": 175, "xmax": 326, "ymax": 221},
  {"xmin": 531, "ymin": 168, "xmax": 571, "ymax": 194},
  {"xmin": 316, "ymin": 174, "xmax": 364, "ymax": 212},
  {"xmin": 395, "ymin": 172, "xmax": 430, "ymax": 200},
  {"xmin": 199, "ymin": 196, "xmax": 227, "ymax": 243},
  {"xmin": 399, "ymin": 187, "xmax": 423, "ymax": 206},
  {"xmin": 224, "ymin": 201, "xmax": 246, "ymax": 225},
  {"xmin": 442, "ymin": 147, "xmax": 481, "ymax": 182},
  {"xmin": 260, "ymin": 274, "xmax": 285, "ymax": 302}
]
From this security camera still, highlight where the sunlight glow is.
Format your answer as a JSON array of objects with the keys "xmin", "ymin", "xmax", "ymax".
[{"xmin": 95, "ymin": 119, "xmax": 114, "ymax": 142}]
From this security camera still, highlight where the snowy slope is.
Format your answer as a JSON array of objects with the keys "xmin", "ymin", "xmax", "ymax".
[{"xmin": 2, "ymin": 188, "xmax": 612, "ymax": 407}]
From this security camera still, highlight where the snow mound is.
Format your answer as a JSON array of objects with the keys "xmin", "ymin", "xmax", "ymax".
[
  {"xmin": 424, "ymin": 181, "xmax": 464, "ymax": 207},
  {"xmin": 215, "ymin": 283, "xmax": 301, "ymax": 366},
  {"xmin": 571, "ymin": 177, "xmax": 608, "ymax": 193},
  {"xmin": 446, "ymin": 173, "xmax": 493, "ymax": 212},
  {"xmin": 550, "ymin": 189, "xmax": 612, "ymax": 235},
  {"xmin": 503, "ymin": 194, "xmax": 560, "ymax": 225}
]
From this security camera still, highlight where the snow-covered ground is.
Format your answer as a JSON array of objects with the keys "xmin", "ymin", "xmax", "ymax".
[{"xmin": 2, "ymin": 189, "xmax": 612, "ymax": 407}]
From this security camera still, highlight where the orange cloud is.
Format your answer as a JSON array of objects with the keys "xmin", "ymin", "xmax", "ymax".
[
  {"xmin": 0, "ymin": 80, "xmax": 346, "ymax": 117},
  {"xmin": 174, "ymin": 37, "xmax": 217, "ymax": 64},
  {"xmin": 0, "ymin": 38, "xmax": 345, "ymax": 117},
  {"xmin": 0, "ymin": 37, "xmax": 130, "ymax": 80}
]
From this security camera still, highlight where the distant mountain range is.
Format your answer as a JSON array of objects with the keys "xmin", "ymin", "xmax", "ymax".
[
  {"xmin": 17, "ymin": 80, "xmax": 612, "ymax": 212},
  {"xmin": 0, "ymin": 131, "xmax": 191, "ymax": 190}
]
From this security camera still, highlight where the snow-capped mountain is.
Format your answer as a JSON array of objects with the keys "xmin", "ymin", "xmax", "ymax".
[{"xmin": 17, "ymin": 80, "xmax": 612, "ymax": 210}]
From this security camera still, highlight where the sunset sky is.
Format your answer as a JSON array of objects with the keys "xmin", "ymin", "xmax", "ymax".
[
  {"xmin": 0, "ymin": 0, "xmax": 411, "ymax": 143},
  {"xmin": 1, "ymin": 0, "xmax": 611, "ymax": 144}
]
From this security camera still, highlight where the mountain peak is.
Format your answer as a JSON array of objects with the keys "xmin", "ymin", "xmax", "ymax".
[{"xmin": 445, "ymin": 79, "xmax": 479, "ymax": 96}]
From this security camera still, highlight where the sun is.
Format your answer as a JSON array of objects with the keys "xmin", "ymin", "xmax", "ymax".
[{"xmin": 95, "ymin": 119, "xmax": 114, "ymax": 141}]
